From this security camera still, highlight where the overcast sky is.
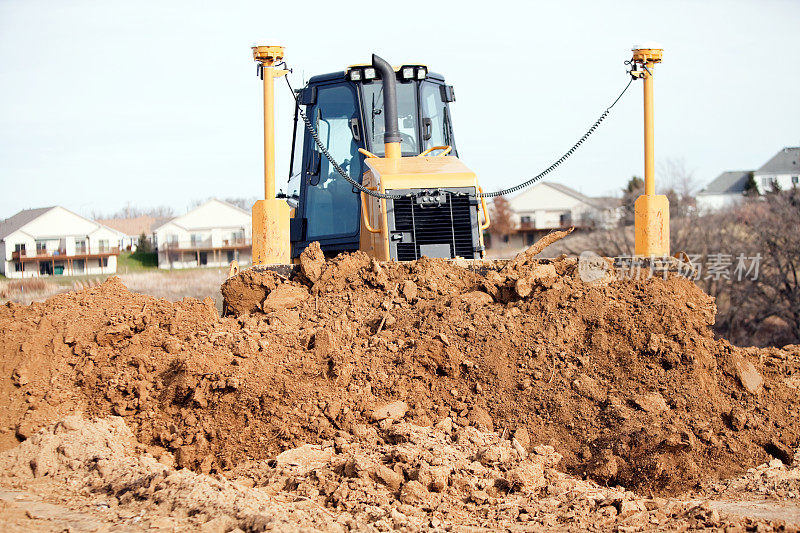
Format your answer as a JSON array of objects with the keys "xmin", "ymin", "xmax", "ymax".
[{"xmin": 1, "ymin": 0, "xmax": 798, "ymax": 219}]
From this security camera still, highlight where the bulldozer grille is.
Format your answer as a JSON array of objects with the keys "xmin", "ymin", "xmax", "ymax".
[{"xmin": 386, "ymin": 187, "xmax": 482, "ymax": 261}]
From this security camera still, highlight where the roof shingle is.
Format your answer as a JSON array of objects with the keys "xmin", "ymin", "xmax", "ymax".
[
  {"xmin": 96, "ymin": 215, "xmax": 171, "ymax": 237},
  {"xmin": 756, "ymin": 147, "xmax": 800, "ymax": 175},
  {"xmin": 698, "ymin": 170, "xmax": 752, "ymax": 195}
]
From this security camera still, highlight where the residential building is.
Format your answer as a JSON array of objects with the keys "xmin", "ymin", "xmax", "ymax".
[
  {"xmin": 0, "ymin": 206, "xmax": 123, "ymax": 279},
  {"xmin": 754, "ymin": 147, "xmax": 800, "ymax": 194},
  {"xmin": 154, "ymin": 199, "xmax": 251, "ymax": 269},
  {"xmin": 96, "ymin": 215, "xmax": 169, "ymax": 251},
  {"xmin": 695, "ymin": 147, "xmax": 799, "ymax": 212},
  {"xmin": 492, "ymin": 182, "xmax": 620, "ymax": 249},
  {"xmin": 695, "ymin": 170, "xmax": 752, "ymax": 213}
]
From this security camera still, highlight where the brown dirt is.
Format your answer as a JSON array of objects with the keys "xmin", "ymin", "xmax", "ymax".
[
  {"xmin": 4, "ymin": 416, "xmax": 796, "ymax": 532},
  {"xmin": 1, "ymin": 240, "xmax": 799, "ymax": 512}
]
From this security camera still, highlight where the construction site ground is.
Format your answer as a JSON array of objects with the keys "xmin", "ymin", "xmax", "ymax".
[{"xmin": 1, "ymin": 239, "xmax": 798, "ymax": 531}]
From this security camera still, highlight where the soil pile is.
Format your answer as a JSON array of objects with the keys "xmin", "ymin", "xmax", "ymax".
[
  {"xmin": 1, "ymin": 415, "xmax": 791, "ymax": 531},
  {"xmin": 1, "ymin": 242, "xmax": 799, "ymax": 499}
]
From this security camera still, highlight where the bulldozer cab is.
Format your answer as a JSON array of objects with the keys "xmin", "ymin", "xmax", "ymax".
[{"xmin": 288, "ymin": 66, "xmax": 458, "ymax": 258}]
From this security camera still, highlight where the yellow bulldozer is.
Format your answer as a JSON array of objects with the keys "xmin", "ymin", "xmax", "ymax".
[{"xmin": 248, "ymin": 44, "xmax": 670, "ymax": 269}]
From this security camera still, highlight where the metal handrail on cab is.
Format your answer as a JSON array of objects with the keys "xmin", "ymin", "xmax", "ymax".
[
  {"xmin": 478, "ymin": 186, "xmax": 491, "ymax": 230},
  {"xmin": 356, "ymin": 149, "xmax": 384, "ymax": 233},
  {"xmin": 360, "ymin": 187, "xmax": 382, "ymax": 233},
  {"xmin": 418, "ymin": 145, "xmax": 452, "ymax": 157},
  {"xmin": 358, "ymin": 148, "xmax": 379, "ymax": 159}
]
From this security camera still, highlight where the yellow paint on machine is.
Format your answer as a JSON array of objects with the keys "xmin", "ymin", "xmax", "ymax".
[
  {"xmin": 251, "ymin": 45, "xmax": 291, "ymax": 265},
  {"xmin": 634, "ymin": 194, "xmax": 670, "ymax": 257},
  {"xmin": 358, "ymin": 155, "xmax": 488, "ymax": 261},
  {"xmin": 631, "ymin": 45, "xmax": 670, "ymax": 257},
  {"xmin": 252, "ymin": 199, "xmax": 291, "ymax": 265}
]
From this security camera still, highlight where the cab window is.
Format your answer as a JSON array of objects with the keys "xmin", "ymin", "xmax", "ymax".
[
  {"xmin": 420, "ymin": 81, "xmax": 452, "ymax": 151},
  {"xmin": 362, "ymin": 81, "xmax": 418, "ymax": 155},
  {"xmin": 304, "ymin": 84, "xmax": 361, "ymax": 240}
]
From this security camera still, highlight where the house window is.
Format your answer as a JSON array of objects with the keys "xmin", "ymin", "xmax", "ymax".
[
  {"xmin": 190, "ymin": 234, "xmax": 202, "ymax": 246},
  {"xmin": 36, "ymin": 240, "xmax": 47, "ymax": 255},
  {"xmin": 75, "ymin": 239, "xmax": 87, "ymax": 254},
  {"xmin": 14, "ymin": 243, "xmax": 25, "ymax": 253},
  {"xmin": 520, "ymin": 216, "xmax": 531, "ymax": 223},
  {"xmin": 231, "ymin": 230, "xmax": 245, "ymax": 243},
  {"xmin": 100, "ymin": 257, "xmax": 108, "ymax": 267},
  {"xmin": 793, "ymin": 176, "xmax": 799, "ymax": 185},
  {"xmin": 14, "ymin": 262, "xmax": 22, "ymax": 272},
  {"xmin": 98, "ymin": 239, "xmax": 109, "ymax": 253},
  {"xmin": 227, "ymin": 250, "xmax": 235, "ymax": 262}
]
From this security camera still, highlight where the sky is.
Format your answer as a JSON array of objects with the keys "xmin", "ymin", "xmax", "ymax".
[{"xmin": 1, "ymin": 0, "xmax": 799, "ymax": 220}]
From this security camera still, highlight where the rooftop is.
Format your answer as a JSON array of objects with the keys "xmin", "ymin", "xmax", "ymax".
[
  {"xmin": 96, "ymin": 215, "xmax": 170, "ymax": 237},
  {"xmin": 698, "ymin": 170, "xmax": 753, "ymax": 195},
  {"xmin": 755, "ymin": 147, "xmax": 800, "ymax": 175},
  {"xmin": 0, "ymin": 207, "xmax": 55, "ymax": 239},
  {"xmin": 513, "ymin": 182, "xmax": 620, "ymax": 210}
]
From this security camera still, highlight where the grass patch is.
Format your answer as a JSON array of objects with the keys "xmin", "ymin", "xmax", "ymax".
[
  {"xmin": 0, "ymin": 278, "xmax": 52, "ymax": 298},
  {"xmin": 118, "ymin": 251, "xmax": 158, "ymax": 272}
]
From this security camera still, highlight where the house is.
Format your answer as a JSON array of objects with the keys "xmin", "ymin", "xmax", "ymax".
[
  {"xmin": 0, "ymin": 206, "xmax": 124, "ymax": 279},
  {"xmin": 153, "ymin": 199, "xmax": 251, "ymax": 269},
  {"xmin": 96, "ymin": 215, "xmax": 169, "ymax": 252},
  {"xmin": 754, "ymin": 147, "xmax": 800, "ymax": 194},
  {"xmin": 493, "ymin": 182, "xmax": 620, "ymax": 248},
  {"xmin": 695, "ymin": 147, "xmax": 799, "ymax": 212},
  {"xmin": 695, "ymin": 170, "xmax": 752, "ymax": 213}
]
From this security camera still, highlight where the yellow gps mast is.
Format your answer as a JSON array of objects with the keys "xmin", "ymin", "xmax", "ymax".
[
  {"xmin": 252, "ymin": 44, "xmax": 291, "ymax": 265},
  {"xmin": 631, "ymin": 44, "xmax": 669, "ymax": 257}
]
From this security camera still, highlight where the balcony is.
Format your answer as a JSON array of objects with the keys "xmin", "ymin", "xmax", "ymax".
[
  {"xmin": 11, "ymin": 247, "xmax": 120, "ymax": 262},
  {"xmin": 518, "ymin": 221, "xmax": 536, "ymax": 231}
]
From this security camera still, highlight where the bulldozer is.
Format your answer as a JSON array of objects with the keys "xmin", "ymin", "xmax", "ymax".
[
  {"xmin": 248, "ymin": 44, "xmax": 670, "ymax": 270},
  {"xmin": 251, "ymin": 47, "xmax": 490, "ymax": 266}
]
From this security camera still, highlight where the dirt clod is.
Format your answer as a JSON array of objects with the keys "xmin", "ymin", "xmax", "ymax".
[
  {"xmin": 372, "ymin": 401, "xmax": 408, "ymax": 422},
  {"xmin": 733, "ymin": 353, "xmax": 764, "ymax": 394}
]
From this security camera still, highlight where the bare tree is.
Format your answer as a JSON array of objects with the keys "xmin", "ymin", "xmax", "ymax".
[
  {"xmin": 189, "ymin": 197, "xmax": 258, "ymax": 211},
  {"xmin": 92, "ymin": 203, "xmax": 174, "ymax": 220},
  {"xmin": 658, "ymin": 157, "xmax": 698, "ymax": 219},
  {"xmin": 619, "ymin": 176, "xmax": 644, "ymax": 226},
  {"xmin": 488, "ymin": 196, "xmax": 517, "ymax": 243},
  {"xmin": 732, "ymin": 190, "xmax": 800, "ymax": 344},
  {"xmin": 223, "ymin": 197, "xmax": 258, "ymax": 211}
]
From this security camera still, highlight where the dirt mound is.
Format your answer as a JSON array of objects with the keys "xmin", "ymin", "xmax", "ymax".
[
  {"xmin": 1, "ymin": 245, "xmax": 800, "ymax": 499},
  {"xmin": 1, "ymin": 415, "xmax": 793, "ymax": 532}
]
